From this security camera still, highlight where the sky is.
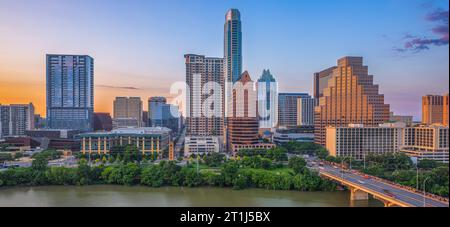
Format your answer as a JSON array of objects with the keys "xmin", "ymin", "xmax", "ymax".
[{"xmin": 0, "ymin": 0, "xmax": 448, "ymax": 120}]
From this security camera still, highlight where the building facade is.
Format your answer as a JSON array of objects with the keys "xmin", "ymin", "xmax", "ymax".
[
  {"xmin": 313, "ymin": 66, "xmax": 337, "ymax": 104},
  {"xmin": 185, "ymin": 54, "xmax": 224, "ymax": 136},
  {"xmin": 389, "ymin": 112, "xmax": 413, "ymax": 126},
  {"xmin": 272, "ymin": 126, "xmax": 315, "ymax": 144},
  {"xmin": 46, "ymin": 54, "xmax": 94, "ymax": 131},
  {"xmin": 401, "ymin": 125, "xmax": 449, "ymax": 163},
  {"xmin": 297, "ymin": 97, "xmax": 315, "ymax": 126},
  {"xmin": 278, "ymin": 93, "xmax": 310, "ymax": 127},
  {"xmin": 314, "ymin": 57, "xmax": 390, "ymax": 146},
  {"xmin": 113, "ymin": 97, "xmax": 143, "ymax": 127},
  {"xmin": 257, "ymin": 69, "xmax": 278, "ymax": 130},
  {"xmin": 79, "ymin": 127, "xmax": 171, "ymax": 155},
  {"xmin": 184, "ymin": 136, "xmax": 220, "ymax": 156},
  {"xmin": 0, "ymin": 103, "xmax": 35, "ymax": 138},
  {"xmin": 93, "ymin": 112, "xmax": 113, "ymax": 131},
  {"xmin": 422, "ymin": 94, "xmax": 449, "ymax": 126},
  {"xmin": 326, "ymin": 123, "xmax": 405, "ymax": 160},
  {"xmin": 148, "ymin": 97, "xmax": 181, "ymax": 134}
]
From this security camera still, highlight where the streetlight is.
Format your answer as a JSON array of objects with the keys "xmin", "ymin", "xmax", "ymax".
[{"xmin": 423, "ymin": 177, "xmax": 430, "ymax": 207}]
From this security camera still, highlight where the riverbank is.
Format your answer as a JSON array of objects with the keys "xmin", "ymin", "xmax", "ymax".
[{"xmin": 0, "ymin": 185, "xmax": 383, "ymax": 207}]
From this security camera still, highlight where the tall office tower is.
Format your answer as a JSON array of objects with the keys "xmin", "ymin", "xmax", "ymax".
[
  {"xmin": 185, "ymin": 54, "xmax": 224, "ymax": 136},
  {"xmin": 227, "ymin": 71, "xmax": 259, "ymax": 149},
  {"xmin": 278, "ymin": 93, "xmax": 311, "ymax": 127},
  {"xmin": 422, "ymin": 94, "xmax": 448, "ymax": 126},
  {"xmin": 257, "ymin": 69, "xmax": 278, "ymax": 130},
  {"xmin": 0, "ymin": 103, "xmax": 35, "ymax": 138},
  {"xmin": 46, "ymin": 54, "xmax": 94, "ymax": 131},
  {"xmin": 148, "ymin": 97, "xmax": 167, "ymax": 126},
  {"xmin": 444, "ymin": 94, "xmax": 449, "ymax": 126},
  {"xmin": 148, "ymin": 96, "xmax": 181, "ymax": 134},
  {"xmin": 314, "ymin": 56, "xmax": 390, "ymax": 146},
  {"xmin": 297, "ymin": 97, "xmax": 315, "ymax": 126},
  {"xmin": 313, "ymin": 66, "xmax": 337, "ymax": 106},
  {"xmin": 113, "ymin": 97, "xmax": 143, "ymax": 127}
]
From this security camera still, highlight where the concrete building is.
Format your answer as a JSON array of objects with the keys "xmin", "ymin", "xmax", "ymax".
[
  {"xmin": 326, "ymin": 123, "xmax": 405, "ymax": 160},
  {"xmin": 113, "ymin": 97, "xmax": 143, "ymax": 127},
  {"xmin": 278, "ymin": 93, "xmax": 310, "ymax": 127},
  {"xmin": 0, "ymin": 103, "xmax": 35, "ymax": 138},
  {"xmin": 257, "ymin": 69, "xmax": 278, "ymax": 131},
  {"xmin": 297, "ymin": 97, "xmax": 315, "ymax": 126},
  {"xmin": 184, "ymin": 136, "xmax": 220, "ymax": 156},
  {"xmin": 185, "ymin": 54, "xmax": 224, "ymax": 136},
  {"xmin": 79, "ymin": 127, "xmax": 171, "ymax": 155},
  {"xmin": 401, "ymin": 125, "xmax": 449, "ymax": 163},
  {"xmin": 315, "ymin": 57, "xmax": 390, "ymax": 146},
  {"xmin": 46, "ymin": 54, "xmax": 94, "ymax": 131}
]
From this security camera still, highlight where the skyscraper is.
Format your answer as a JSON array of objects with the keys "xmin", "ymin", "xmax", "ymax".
[
  {"xmin": 422, "ymin": 94, "xmax": 448, "ymax": 126},
  {"xmin": 46, "ymin": 54, "xmax": 94, "ymax": 131},
  {"xmin": 113, "ymin": 97, "xmax": 143, "ymax": 127},
  {"xmin": 148, "ymin": 96, "xmax": 181, "ymax": 135},
  {"xmin": 0, "ymin": 103, "xmax": 35, "ymax": 138},
  {"xmin": 314, "ymin": 56, "xmax": 390, "ymax": 146},
  {"xmin": 185, "ymin": 54, "xmax": 224, "ymax": 136},
  {"xmin": 227, "ymin": 71, "xmax": 259, "ymax": 149},
  {"xmin": 313, "ymin": 66, "xmax": 337, "ymax": 106},
  {"xmin": 224, "ymin": 9, "xmax": 242, "ymax": 84},
  {"xmin": 257, "ymin": 69, "xmax": 278, "ymax": 130},
  {"xmin": 278, "ymin": 93, "xmax": 311, "ymax": 127},
  {"xmin": 297, "ymin": 97, "xmax": 315, "ymax": 126}
]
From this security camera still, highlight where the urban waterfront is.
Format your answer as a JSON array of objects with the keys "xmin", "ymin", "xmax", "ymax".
[{"xmin": 0, "ymin": 185, "xmax": 383, "ymax": 207}]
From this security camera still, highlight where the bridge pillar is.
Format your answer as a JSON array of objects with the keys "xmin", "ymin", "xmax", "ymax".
[{"xmin": 350, "ymin": 187, "xmax": 369, "ymax": 201}]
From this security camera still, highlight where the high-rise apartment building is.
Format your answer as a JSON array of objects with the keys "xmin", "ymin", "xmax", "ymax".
[
  {"xmin": 93, "ymin": 112, "xmax": 113, "ymax": 131},
  {"xmin": 257, "ymin": 69, "xmax": 278, "ymax": 130},
  {"xmin": 46, "ymin": 54, "xmax": 94, "ymax": 131},
  {"xmin": 113, "ymin": 97, "xmax": 143, "ymax": 128},
  {"xmin": 422, "ymin": 94, "xmax": 449, "ymax": 126},
  {"xmin": 297, "ymin": 97, "xmax": 315, "ymax": 126},
  {"xmin": 278, "ymin": 93, "xmax": 310, "ymax": 127},
  {"xmin": 0, "ymin": 103, "xmax": 35, "ymax": 138},
  {"xmin": 224, "ymin": 9, "xmax": 242, "ymax": 84},
  {"xmin": 314, "ymin": 56, "xmax": 390, "ymax": 146},
  {"xmin": 185, "ymin": 54, "xmax": 224, "ymax": 136}
]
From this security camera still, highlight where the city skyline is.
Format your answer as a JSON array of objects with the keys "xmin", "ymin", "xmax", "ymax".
[{"xmin": 0, "ymin": 0, "xmax": 448, "ymax": 120}]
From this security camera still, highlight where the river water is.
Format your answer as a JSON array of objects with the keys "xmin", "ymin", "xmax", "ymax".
[{"xmin": 0, "ymin": 185, "xmax": 383, "ymax": 207}]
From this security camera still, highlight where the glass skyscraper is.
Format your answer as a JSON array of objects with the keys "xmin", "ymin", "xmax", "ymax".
[
  {"xmin": 257, "ymin": 69, "xmax": 278, "ymax": 129},
  {"xmin": 224, "ymin": 8, "xmax": 242, "ymax": 84},
  {"xmin": 46, "ymin": 54, "xmax": 94, "ymax": 131}
]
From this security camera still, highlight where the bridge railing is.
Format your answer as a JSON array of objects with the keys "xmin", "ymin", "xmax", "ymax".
[{"xmin": 322, "ymin": 161, "xmax": 449, "ymax": 204}]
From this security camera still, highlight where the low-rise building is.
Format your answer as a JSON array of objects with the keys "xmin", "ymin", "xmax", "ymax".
[
  {"xmin": 326, "ymin": 123, "xmax": 405, "ymax": 160},
  {"xmin": 184, "ymin": 136, "xmax": 220, "ymax": 156},
  {"xmin": 79, "ymin": 127, "xmax": 171, "ymax": 155},
  {"xmin": 401, "ymin": 125, "xmax": 449, "ymax": 163},
  {"xmin": 273, "ymin": 126, "xmax": 314, "ymax": 144}
]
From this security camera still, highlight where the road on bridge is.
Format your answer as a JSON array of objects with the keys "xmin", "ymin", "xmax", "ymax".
[{"xmin": 306, "ymin": 157, "xmax": 448, "ymax": 207}]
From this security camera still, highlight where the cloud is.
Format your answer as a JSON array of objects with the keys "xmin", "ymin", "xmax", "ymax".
[
  {"xmin": 96, "ymin": 84, "xmax": 141, "ymax": 90},
  {"xmin": 395, "ymin": 8, "xmax": 449, "ymax": 53}
]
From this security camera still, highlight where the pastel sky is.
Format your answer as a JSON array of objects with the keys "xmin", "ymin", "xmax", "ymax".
[{"xmin": 0, "ymin": 0, "xmax": 448, "ymax": 120}]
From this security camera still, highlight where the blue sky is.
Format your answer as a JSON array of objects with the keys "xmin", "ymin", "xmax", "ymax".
[{"xmin": 0, "ymin": 0, "xmax": 448, "ymax": 119}]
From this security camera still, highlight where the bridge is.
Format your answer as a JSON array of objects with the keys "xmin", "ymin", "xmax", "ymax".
[{"xmin": 313, "ymin": 161, "xmax": 449, "ymax": 207}]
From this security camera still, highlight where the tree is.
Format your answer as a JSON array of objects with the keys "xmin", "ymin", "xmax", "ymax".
[
  {"xmin": 288, "ymin": 157, "xmax": 307, "ymax": 174},
  {"xmin": 32, "ymin": 156, "xmax": 48, "ymax": 172},
  {"xmin": 418, "ymin": 159, "xmax": 440, "ymax": 170}
]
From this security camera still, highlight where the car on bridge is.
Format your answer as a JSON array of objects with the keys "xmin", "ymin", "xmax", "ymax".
[{"xmin": 383, "ymin": 189, "xmax": 396, "ymax": 198}]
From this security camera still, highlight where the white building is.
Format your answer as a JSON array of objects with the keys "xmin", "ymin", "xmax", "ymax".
[
  {"xmin": 326, "ymin": 123, "xmax": 405, "ymax": 160},
  {"xmin": 184, "ymin": 136, "xmax": 220, "ymax": 156},
  {"xmin": 401, "ymin": 125, "xmax": 449, "ymax": 163}
]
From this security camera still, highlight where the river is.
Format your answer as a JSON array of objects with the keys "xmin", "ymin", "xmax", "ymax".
[{"xmin": 0, "ymin": 185, "xmax": 383, "ymax": 207}]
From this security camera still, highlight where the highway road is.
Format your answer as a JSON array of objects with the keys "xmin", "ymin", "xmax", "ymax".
[{"xmin": 316, "ymin": 163, "xmax": 449, "ymax": 207}]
